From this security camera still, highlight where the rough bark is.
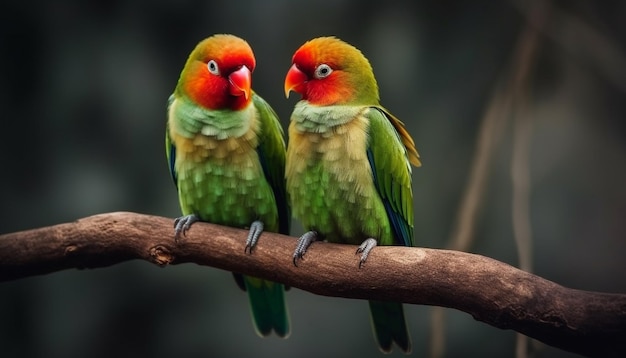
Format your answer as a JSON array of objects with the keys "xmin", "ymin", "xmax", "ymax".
[{"xmin": 0, "ymin": 211, "xmax": 624, "ymax": 357}]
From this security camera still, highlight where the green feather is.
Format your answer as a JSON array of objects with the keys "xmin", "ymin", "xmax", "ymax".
[
  {"xmin": 243, "ymin": 275, "xmax": 290, "ymax": 337},
  {"xmin": 167, "ymin": 91, "xmax": 290, "ymax": 337},
  {"xmin": 365, "ymin": 107, "xmax": 414, "ymax": 247},
  {"xmin": 369, "ymin": 301, "xmax": 411, "ymax": 354},
  {"xmin": 286, "ymin": 103, "xmax": 415, "ymax": 352},
  {"xmin": 285, "ymin": 36, "xmax": 420, "ymax": 353},
  {"xmin": 253, "ymin": 94, "xmax": 290, "ymax": 235}
]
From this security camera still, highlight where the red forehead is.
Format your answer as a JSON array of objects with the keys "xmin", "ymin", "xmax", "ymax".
[
  {"xmin": 197, "ymin": 34, "xmax": 256, "ymax": 71},
  {"xmin": 292, "ymin": 37, "xmax": 346, "ymax": 73}
]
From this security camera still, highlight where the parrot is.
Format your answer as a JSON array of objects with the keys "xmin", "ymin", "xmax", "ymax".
[
  {"xmin": 165, "ymin": 34, "xmax": 290, "ymax": 337},
  {"xmin": 283, "ymin": 36, "xmax": 421, "ymax": 353}
]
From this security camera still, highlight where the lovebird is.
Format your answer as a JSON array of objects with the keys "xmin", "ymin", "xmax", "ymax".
[
  {"xmin": 283, "ymin": 37, "xmax": 421, "ymax": 353},
  {"xmin": 166, "ymin": 34, "xmax": 290, "ymax": 337}
]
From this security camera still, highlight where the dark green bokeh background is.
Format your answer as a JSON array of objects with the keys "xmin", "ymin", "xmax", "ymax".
[{"xmin": 1, "ymin": 1, "xmax": 625, "ymax": 357}]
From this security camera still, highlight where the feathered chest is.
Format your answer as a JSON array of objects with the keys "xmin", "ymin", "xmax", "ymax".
[
  {"xmin": 168, "ymin": 96, "xmax": 260, "ymax": 166},
  {"xmin": 285, "ymin": 103, "xmax": 374, "ymax": 199}
]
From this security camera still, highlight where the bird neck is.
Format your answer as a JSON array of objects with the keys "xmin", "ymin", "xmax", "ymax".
[{"xmin": 290, "ymin": 101, "xmax": 366, "ymax": 134}]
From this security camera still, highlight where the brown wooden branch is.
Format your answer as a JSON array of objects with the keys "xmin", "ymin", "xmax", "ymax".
[{"xmin": 0, "ymin": 212, "xmax": 624, "ymax": 357}]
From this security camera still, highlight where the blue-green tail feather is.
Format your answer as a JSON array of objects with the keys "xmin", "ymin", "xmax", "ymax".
[
  {"xmin": 240, "ymin": 275, "xmax": 290, "ymax": 338},
  {"xmin": 368, "ymin": 300, "xmax": 411, "ymax": 354}
]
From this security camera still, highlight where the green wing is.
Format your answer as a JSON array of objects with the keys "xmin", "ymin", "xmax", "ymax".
[
  {"xmin": 165, "ymin": 95, "xmax": 177, "ymax": 187},
  {"xmin": 249, "ymin": 93, "xmax": 291, "ymax": 336},
  {"xmin": 252, "ymin": 92, "xmax": 290, "ymax": 235},
  {"xmin": 365, "ymin": 106, "xmax": 416, "ymax": 247}
]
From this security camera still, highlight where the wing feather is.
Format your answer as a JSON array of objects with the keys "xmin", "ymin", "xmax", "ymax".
[
  {"xmin": 365, "ymin": 107, "xmax": 418, "ymax": 247},
  {"xmin": 252, "ymin": 93, "xmax": 290, "ymax": 235},
  {"xmin": 165, "ymin": 95, "xmax": 178, "ymax": 188}
]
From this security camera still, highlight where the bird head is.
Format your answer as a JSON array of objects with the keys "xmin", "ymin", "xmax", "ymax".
[
  {"xmin": 177, "ymin": 34, "xmax": 255, "ymax": 111},
  {"xmin": 284, "ymin": 37, "xmax": 379, "ymax": 106}
]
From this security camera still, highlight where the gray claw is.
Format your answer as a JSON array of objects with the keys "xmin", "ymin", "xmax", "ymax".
[
  {"xmin": 356, "ymin": 238, "xmax": 377, "ymax": 268},
  {"xmin": 293, "ymin": 231, "xmax": 318, "ymax": 266},
  {"xmin": 174, "ymin": 214, "xmax": 199, "ymax": 241},
  {"xmin": 245, "ymin": 220, "xmax": 264, "ymax": 254}
]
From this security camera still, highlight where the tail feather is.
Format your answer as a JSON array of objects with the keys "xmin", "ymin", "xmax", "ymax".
[
  {"xmin": 242, "ymin": 275, "xmax": 290, "ymax": 338},
  {"xmin": 368, "ymin": 300, "xmax": 411, "ymax": 354}
]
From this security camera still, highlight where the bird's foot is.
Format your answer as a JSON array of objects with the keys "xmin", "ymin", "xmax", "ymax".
[
  {"xmin": 293, "ymin": 231, "xmax": 318, "ymax": 267},
  {"xmin": 173, "ymin": 214, "xmax": 199, "ymax": 241},
  {"xmin": 356, "ymin": 238, "xmax": 378, "ymax": 268},
  {"xmin": 244, "ymin": 220, "xmax": 264, "ymax": 254}
]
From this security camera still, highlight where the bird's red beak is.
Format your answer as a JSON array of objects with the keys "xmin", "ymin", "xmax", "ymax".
[
  {"xmin": 284, "ymin": 64, "xmax": 308, "ymax": 98},
  {"xmin": 228, "ymin": 65, "xmax": 252, "ymax": 100}
]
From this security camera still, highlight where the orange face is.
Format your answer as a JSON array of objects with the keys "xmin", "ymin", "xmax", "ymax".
[
  {"xmin": 284, "ymin": 37, "xmax": 358, "ymax": 106},
  {"xmin": 181, "ymin": 34, "xmax": 256, "ymax": 111}
]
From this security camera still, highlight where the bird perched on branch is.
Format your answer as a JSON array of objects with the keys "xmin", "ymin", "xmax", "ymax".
[
  {"xmin": 166, "ymin": 34, "xmax": 290, "ymax": 337},
  {"xmin": 284, "ymin": 36, "xmax": 421, "ymax": 353}
]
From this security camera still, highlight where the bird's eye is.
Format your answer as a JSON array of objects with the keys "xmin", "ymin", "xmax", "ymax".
[
  {"xmin": 314, "ymin": 64, "xmax": 333, "ymax": 79},
  {"xmin": 207, "ymin": 60, "xmax": 220, "ymax": 75}
]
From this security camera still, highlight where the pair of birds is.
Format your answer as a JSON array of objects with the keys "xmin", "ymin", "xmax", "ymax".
[{"xmin": 166, "ymin": 34, "xmax": 421, "ymax": 354}]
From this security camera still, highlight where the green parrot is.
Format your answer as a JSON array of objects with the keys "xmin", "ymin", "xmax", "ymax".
[
  {"xmin": 166, "ymin": 34, "xmax": 290, "ymax": 337},
  {"xmin": 284, "ymin": 36, "xmax": 421, "ymax": 353}
]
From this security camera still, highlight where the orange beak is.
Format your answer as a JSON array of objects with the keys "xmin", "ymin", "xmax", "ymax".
[
  {"xmin": 284, "ymin": 63, "xmax": 308, "ymax": 98},
  {"xmin": 228, "ymin": 65, "xmax": 252, "ymax": 100}
]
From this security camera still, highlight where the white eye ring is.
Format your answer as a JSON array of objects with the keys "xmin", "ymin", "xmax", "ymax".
[
  {"xmin": 207, "ymin": 60, "xmax": 220, "ymax": 75},
  {"xmin": 314, "ymin": 64, "xmax": 333, "ymax": 79}
]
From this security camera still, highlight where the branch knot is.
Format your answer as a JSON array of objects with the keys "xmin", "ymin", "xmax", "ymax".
[{"xmin": 149, "ymin": 245, "xmax": 173, "ymax": 266}]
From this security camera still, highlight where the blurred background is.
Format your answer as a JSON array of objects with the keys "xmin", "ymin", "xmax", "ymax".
[{"xmin": 1, "ymin": 0, "xmax": 625, "ymax": 357}]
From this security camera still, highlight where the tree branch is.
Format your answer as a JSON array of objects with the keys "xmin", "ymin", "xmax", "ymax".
[{"xmin": 1, "ymin": 212, "xmax": 624, "ymax": 357}]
